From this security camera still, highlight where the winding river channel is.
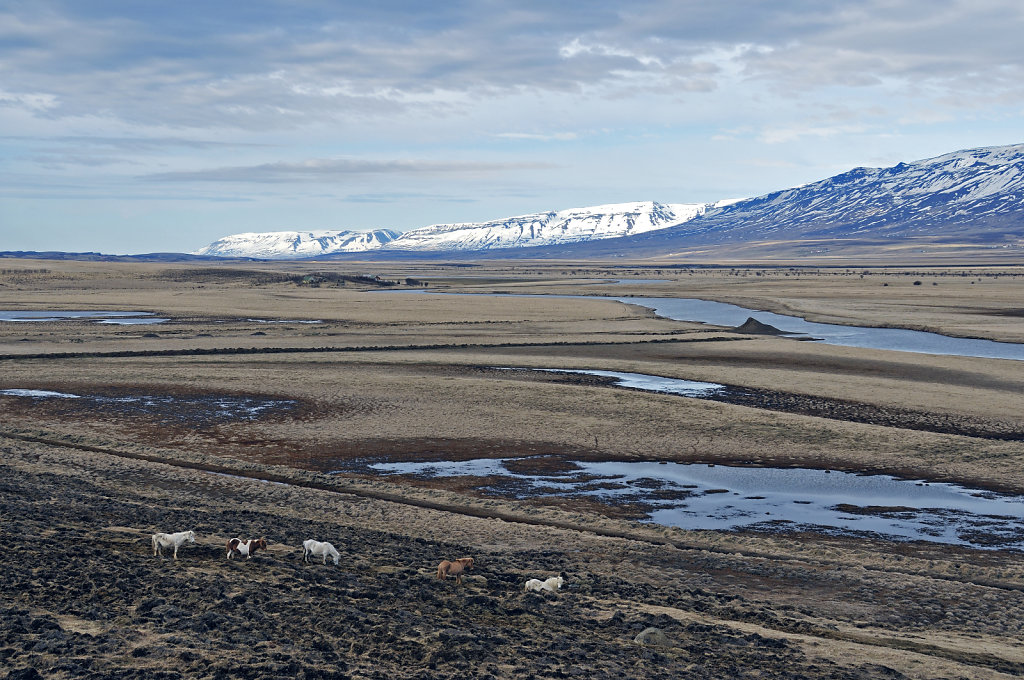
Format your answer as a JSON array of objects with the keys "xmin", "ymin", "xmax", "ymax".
[
  {"xmin": 608, "ymin": 296, "xmax": 1024, "ymax": 360},
  {"xmin": 384, "ymin": 290, "xmax": 1024, "ymax": 360}
]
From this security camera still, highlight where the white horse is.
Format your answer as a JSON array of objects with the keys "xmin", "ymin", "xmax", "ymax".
[
  {"xmin": 524, "ymin": 576, "xmax": 564, "ymax": 593},
  {"xmin": 302, "ymin": 539, "xmax": 340, "ymax": 565},
  {"xmin": 152, "ymin": 530, "xmax": 196, "ymax": 560}
]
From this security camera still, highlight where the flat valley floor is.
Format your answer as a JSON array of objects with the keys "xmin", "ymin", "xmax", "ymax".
[{"xmin": 2, "ymin": 260, "xmax": 1024, "ymax": 679}]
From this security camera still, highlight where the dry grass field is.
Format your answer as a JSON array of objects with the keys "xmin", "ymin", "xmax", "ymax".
[{"xmin": 2, "ymin": 258, "xmax": 1024, "ymax": 678}]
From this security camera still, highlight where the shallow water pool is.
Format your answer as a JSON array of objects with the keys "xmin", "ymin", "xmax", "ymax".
[
  {"xmin": 350, "ymin": 458, "xmax": 1024, "ymax": 550},
  {"xmin": 503, "ymin": 368, "xmax": 725, "ymax": 397},
  {"xmin": 0, "ymin": 310, "xmax": 167, "ymax": 324}
]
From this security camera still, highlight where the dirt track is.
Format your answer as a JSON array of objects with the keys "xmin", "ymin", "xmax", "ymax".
[{"xmin": 4, "ymin": 434, "xmax": 1024, "ymax": 680}]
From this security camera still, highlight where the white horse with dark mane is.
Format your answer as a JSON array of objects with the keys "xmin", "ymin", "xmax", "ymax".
[
  {"xmin": 303, "ymin": 539, "xmax": 340, "ymax": 565},
  {"xmin": 152, "ymin": 530, "xmax": 196, "ymax": 560}
]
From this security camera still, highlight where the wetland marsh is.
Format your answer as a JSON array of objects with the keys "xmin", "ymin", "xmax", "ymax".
[{"xmin": 2, "ymin": 259, "xmax": 1024, "ymax": 678}]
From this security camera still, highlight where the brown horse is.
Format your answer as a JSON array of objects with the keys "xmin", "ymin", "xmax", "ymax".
[{"xmin": 436, "ymin": 557, "xmax": 474, "ymax": 584}]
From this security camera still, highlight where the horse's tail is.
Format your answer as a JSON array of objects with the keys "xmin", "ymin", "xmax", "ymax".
[
  {"xmin": 151, "ymin": 534, "xmax": 157, "ymax": 554},
  {"xmin": 436, "ymin": 562, "xmax": 446, "ymax": 580}
]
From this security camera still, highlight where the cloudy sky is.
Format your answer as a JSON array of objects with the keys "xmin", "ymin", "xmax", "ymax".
[{"xmin": 2, "ymin": 0, "xmax": 1024, "ymax": 254}]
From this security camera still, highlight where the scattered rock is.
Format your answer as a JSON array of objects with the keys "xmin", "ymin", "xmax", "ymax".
[{"xmin": 633, "ymin": 627, "xmax": 671, "ymax": 647}]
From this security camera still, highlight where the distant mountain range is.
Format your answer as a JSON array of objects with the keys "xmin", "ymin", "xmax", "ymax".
[
  {"xmin": 187, "ymin": 143, "xmax": 1024, "ymax": 260},
  {"xmin": 194, "ymin": 229, "xmax": 399, "ymax": 259},
  {"xmin": 192, "ymin": 201, "xmax": 723, "ymax": 258},
  {"xmin": 4, "ymin": 143, "xmax": 1022, "ymax": 262},
  {"xmin": 518, "ymin": 142, "xmax": 1024, "ymax": 260},
  {"xmin": 632, "ymin": 143, "xmax": 1024, "ymax": 247}
]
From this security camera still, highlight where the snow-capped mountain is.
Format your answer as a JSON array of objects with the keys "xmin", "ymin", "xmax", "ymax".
[
  {"xmin": 191, "ymin": 143, "xmax": 1024, "ymax": 259},
  {"xmin": 385, "ymin": 201, "xmax": 711, "ymax": 251},
  {"xmin": 505, "ymin": 142, "xmax": 1024, "ymax": 259},
  {"xmin": 656, "ymin": 143, "xmax": 1024, "ymax": 245},
  {"xmin": 192, "ymin": 202, "xmax": 712, "ymax": 258},
  {"xmin": 193, "ymin": 229, "xmax": 398, "ymax": 259}
]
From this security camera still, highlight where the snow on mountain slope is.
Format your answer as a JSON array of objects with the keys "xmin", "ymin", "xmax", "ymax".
[
  {"xmin": 384, "ymin": 201, "xmax": 709, "ymax": 251},
  {"xmin": 193, "ymin": 229, "xmax": 398, "ymax": 259},
  {"xmin": 672, "ymin": 143, "xmax": 1024, "ymax": 243},
  {"xmin": 191, "ymin": 202, "xmax": 711, "ymax": 258},
  {"xmin": 190, "ymin": 143, "xmax": 1024, "ymax": 259}
]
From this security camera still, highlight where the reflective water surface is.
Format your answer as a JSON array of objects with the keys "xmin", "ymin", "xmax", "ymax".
[
  {"xmin": 511, "ymin": 368, "xmax": 725, "ymax": 397},
  {"xmin": 381, "ymin": 290, "xmax": 1024, "ymax": 360},
  {"xmin": 612, "ymin": 296, "xmax": 1024, "ymax": 360},
  {"xmin": 351, "ymin": 458, "xmax": 1024, "ymax": 550},
  {"xmin": 0, "ymin": 310, "xmax": 167, "ymax": 325}
]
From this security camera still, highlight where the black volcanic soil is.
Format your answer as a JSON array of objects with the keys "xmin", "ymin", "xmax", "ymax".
[
  {"xmin": 6, "ymin": 435, "xmax": 1024, "ymax": 679},
  {"xmin": 0, "ymin": 439, "xmax": 865, "ymax": 680}
]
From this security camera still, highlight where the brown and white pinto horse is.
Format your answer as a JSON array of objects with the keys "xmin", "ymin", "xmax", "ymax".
[
  {"xmin": 436, "ymin": 557, "xmax": 474, "ymax": 584},
  {"xmin": 226, "ymin": 537, "xmax": 267, "ymax": 560}
]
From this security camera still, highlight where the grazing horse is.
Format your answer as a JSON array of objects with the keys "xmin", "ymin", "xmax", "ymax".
[
  {"xmin": 436, "ymin": 557, "xmax": 474, "ymax": 584},
  {"xmin": 524, "ymin": 575, "xmax": 564, "ymax": 593},
  {"xmin": 302, "ymin": 539, "xmax": 340, "ymax": 565},
  {"xmin": 226, "ymin": 537, "xmax": 267, "ymax": 560},
  {"xmin": 151, "ymin": 530, "xmax": 195, "ymax": 560}
]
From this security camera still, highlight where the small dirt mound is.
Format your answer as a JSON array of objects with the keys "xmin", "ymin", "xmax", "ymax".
[{"xmin": 732, "ymin": 317, "xmax": 793, "ymax": 335}]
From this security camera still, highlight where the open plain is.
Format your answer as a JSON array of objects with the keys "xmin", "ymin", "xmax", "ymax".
[{"xmin": 2, "ymin": 259, "xmax": 1024, "ymax": 679}]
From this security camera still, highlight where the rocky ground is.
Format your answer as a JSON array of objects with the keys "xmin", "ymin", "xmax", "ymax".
[{"xmin": 3, "ymin": 434, "xmax": 1024, "ymax": 680}]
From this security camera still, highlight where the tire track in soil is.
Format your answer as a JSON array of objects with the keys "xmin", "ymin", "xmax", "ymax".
[
  {"xmin": 4, "ymin": 429, "xmax": 1022, "ymax": 598},
  {"xmin": 4, "ymin": 432, "xmax": 1019, "ymax": 675}
]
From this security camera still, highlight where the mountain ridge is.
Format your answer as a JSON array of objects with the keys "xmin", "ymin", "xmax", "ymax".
[
  {"xmin": 190, "ymin": 142, "xmax": 1024, "ymax": 260},
  {"xmin": 192, "ymin": 201, "xmax": 714, "ymax": 259},
  {"xmin": 193, "ymin": 229, "xmax": 400, "ymax": 259},
  {"xmin": 5, "ymin": 143, "xmax": 1022, "ymax": 262}
]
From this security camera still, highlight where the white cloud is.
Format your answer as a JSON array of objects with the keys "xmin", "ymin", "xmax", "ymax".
[
  {"xmin": 0, "ymin": 89, "xmax": 59, "ymax": 111},
  {"xmin": 142, "ymin": 157, "xmax": 556, "ymax": 183},
  {"xmin": 558, "ymin": 38, "xmax": 666, "ymax": 67}
]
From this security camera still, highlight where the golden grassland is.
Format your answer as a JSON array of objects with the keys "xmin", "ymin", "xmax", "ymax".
[
  {"xmin": 1, "ymin": 258, "xmax": 1023, "ymax": 490},
  {"xmin": 3, "ymin": 258, "xmax": 1024, "ymax": 678}
]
